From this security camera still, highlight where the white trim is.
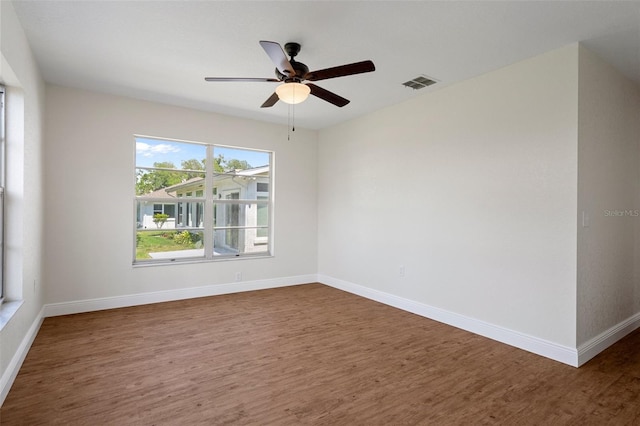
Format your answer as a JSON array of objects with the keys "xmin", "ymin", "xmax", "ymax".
[
  {"xmin": 577, "ymin": 311, "xmax": 640, "ymax": 366},
  {"xmin": 44, "ymin": 275, "xmax": 317, "ymax": 317},
  {"xmin": 318, "ymin": 274, "xmax": 579, "ymax": 367},
  {"xmin": 5, "ymin": 275, "xmax": 639, "ymax": 407},
  {"xmin": 0, "ymin": 300, "xmax": 23, "ymax": 332},
  {"xmin": 0, "ymin": 306, "xmax": 44, "ymax": 407}
]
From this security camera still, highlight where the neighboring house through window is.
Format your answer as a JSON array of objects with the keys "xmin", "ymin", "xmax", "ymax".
[{"xmin": 134, "ymin": 136, "xmax": 272, "ymax": 263}]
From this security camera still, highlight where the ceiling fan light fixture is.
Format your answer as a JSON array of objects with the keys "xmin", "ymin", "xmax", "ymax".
[{"xmin": 276, "ymin": 82, "xmax": 310, "ymax": 104}]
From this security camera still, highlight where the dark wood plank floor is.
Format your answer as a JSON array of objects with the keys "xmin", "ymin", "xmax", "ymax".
[{"xmin": 2, "ymin": 283, "xmax": 639, "ymax": 425}]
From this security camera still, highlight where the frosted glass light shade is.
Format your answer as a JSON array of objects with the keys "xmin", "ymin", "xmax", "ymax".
[{"xmin": 275, "ymin": 82, "xmax": 310, "ymax": 104}]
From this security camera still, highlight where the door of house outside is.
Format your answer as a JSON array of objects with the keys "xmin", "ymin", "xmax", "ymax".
[{"xmin": 225, "ymin": 192, "xmax": 240, "ymax": 250}]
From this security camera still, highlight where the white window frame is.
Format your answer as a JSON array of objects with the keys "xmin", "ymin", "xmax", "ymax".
[{"xmin": 134, "ymin": 136, "xmax": 273, "ymax": 265}]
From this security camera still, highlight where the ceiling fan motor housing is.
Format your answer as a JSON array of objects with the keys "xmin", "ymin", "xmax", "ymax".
[{"xmin": 275, "ymin": 60, "xmax": 309, "ymax": 82}]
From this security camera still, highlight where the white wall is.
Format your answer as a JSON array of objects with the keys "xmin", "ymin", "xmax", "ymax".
[
  {"xmin": 318, "ymin": 45, "xmax": 580, "ymax": 347},
  {"xmin": 576, "ymin": 46, "xmax": 640, "ymax": 346},
  {"xmin": 43, "ymin": 86, "xmax": 317, "ymax": 304},
  {"xmin": 0, "ymin": 0, "xmax": 46, "ymax": 402}
]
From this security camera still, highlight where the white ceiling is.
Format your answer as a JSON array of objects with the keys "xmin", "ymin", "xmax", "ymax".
[{"xmin": 11, "ymin": 1, "xmax": 640, "ymax": 130}]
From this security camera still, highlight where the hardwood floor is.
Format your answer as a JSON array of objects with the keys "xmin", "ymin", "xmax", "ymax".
[{"xmin": 2, "ymin": 283, "xmax": 639, "ymax": 425}]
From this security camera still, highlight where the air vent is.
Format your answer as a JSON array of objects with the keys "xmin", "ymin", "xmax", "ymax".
[{"xmin": 402, "ymin": 75, "xmax": 437, "ymax": 90}]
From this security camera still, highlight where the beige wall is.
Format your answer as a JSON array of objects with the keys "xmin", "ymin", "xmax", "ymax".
[
  {"xmin": 43, "ymin": 85, "xmax": 318, "ymax": 303},
  {"xmin": 0, "ymin": 0, "xmax": 46, "ymax": 402},
  {"xmin": 318, "ymin": 45, "xmax": 580, "ymax": 347},
  {"xmin": 576, "ymin": 46, "xmax": 640, "ymax": 345}
]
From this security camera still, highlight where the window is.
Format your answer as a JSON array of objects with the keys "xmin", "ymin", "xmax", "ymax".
[
  {"xmin": 134, "ymin": 136, "xmax": 272, "ymax": 264},
  {"xmin": 0, "ymin": 86, "xmax": 5, "ymax": 301}
]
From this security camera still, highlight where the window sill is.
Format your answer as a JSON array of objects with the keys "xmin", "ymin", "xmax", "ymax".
[
  {"xmin": 132, "ymin": 253, "xmax": 273, "ymax": 268},
  {"xmin": 0, "ymin": 300, "xmax": 24, "ymax": 332}
]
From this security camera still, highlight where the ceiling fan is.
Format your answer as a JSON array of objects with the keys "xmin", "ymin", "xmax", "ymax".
[{"xmin": 205, "ymin": 41, "xmax": 375, "ymax": 108}]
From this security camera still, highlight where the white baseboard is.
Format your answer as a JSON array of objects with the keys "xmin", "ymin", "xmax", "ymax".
[
  {"xmin": 318, "ymin": 274, "xmax": 580, "ymax": 367},
  {"xmin": 5, "ymin": 273, "xmax": 637, "ymax": 408},
  {"xmin": 577, "ymin": 311, "xmax": 640, "ymax": 366},
  {"xmin": 0, "ymin": 306, "xmax": 45, "ymax": 407},
  {"xmin": 44, "ymin": 275, "xmax": 317, "ymax": 317}
]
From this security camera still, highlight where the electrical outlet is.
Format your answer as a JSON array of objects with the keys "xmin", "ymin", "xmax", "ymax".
[
  {"xmin": 399, "ymin": 265, "xmax": 405, "ymax": 277},
  {"xmin": 235, "ymin": 272, "xmax": 242, "ymax": 282}
]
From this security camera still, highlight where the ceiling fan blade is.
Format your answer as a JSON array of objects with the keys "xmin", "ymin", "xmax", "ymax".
[
  {"xmin": 305, "ymin": 60, "xmax": 375, "ymax": 82},
  {"xmin": 260, "ymin": 92, "xmax": 280, "ymax": 108},
  {"xmin": 259, "ymin": 41, "xmax": 295, "ymax": 76},
  {"xmin": 307, "ymin": 83, "xmax": 350, "ymax": 107},
  {"xmin": 205, "ymin": 77, "xmax": 280, "ymax": 82}
]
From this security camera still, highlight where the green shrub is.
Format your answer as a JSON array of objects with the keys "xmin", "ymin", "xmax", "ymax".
[
  {"xmin": 153, "ymin": 213, "xmax": 170, "ymax": 229},
  {"xmin": 174, "ymin": 231, "xmax": 193, "ymax": 245},
  {"xmin": 173, "ymin": 230, "xmax": 202, "ymax": 245}
]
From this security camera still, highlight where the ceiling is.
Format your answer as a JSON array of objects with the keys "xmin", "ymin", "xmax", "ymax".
[{"xmin": 11, "ymin": 1, "xmax": 640, "ymax": 130}]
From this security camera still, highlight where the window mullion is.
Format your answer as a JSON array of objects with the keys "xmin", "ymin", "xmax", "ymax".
[{"xmin": 203, "ymin": 145, "xmax": 214, "ymax": 259}]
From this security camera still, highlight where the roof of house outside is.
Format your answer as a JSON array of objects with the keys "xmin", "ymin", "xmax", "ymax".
[{"xmin": 138, "ymin": 166, "xmax": 269, "ymax": 199}]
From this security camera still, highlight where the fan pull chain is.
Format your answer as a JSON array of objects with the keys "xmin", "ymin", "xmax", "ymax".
[
  {"xmin": 287, "ymin": 104, "xmax": 291, "ymax": 140},
  {"xmin": 287, "ymin": 97, "xmax": 296, "ymax": 141}
]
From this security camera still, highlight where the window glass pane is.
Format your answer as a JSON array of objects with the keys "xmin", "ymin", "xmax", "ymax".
[
  {"xmin": 137, "ymin": 200, "xmax": 203, "ymax": 230},
  {"xmin": 213, "ymin": 147, "xmax": 269, "ymax": 172},
  {"xmin": 213, "ymin": 201, "xmax": 268, "ymax": 255},
  {"xmin": 0, "ymin": 189, "xmax": 3, "ymax": 301},
  {"xmin": 213, "ymin": 172, "xmax": 270, "ymax": 201},
  {"xmin": 213, "ymin": 228, "xmax": 268, "ymax": 256},
  {"xmin": 1, "ymin": 87, "xmax": 4, "ymax": 300},
  {"xmin": 176, "ymin": 200, "xmax": 205, "ymax": 228},
  {"xmin": 212, "ymin": 147, "xmax": 270, "ymax": 201},
  {"xmin": 136, "ymin": 137, "xmax": 206, "ymax": 171},
  {"xmin": 136, "ymin": 198, "xmax": 204, "ymax": 261},
  {"xmin": 136, "ymin": 168, "xmax": 205, "ymax": 197},
  {"xmin": 136, "ymin": 229, "xmax": 204, "ymax": 261},
  {"xmin": 257, "ymin": 199, "xmax": 268, "ymax": 238},
  {"xmin": 215, "ymin": 200, "xmax": 241, "ymax": 228}
]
